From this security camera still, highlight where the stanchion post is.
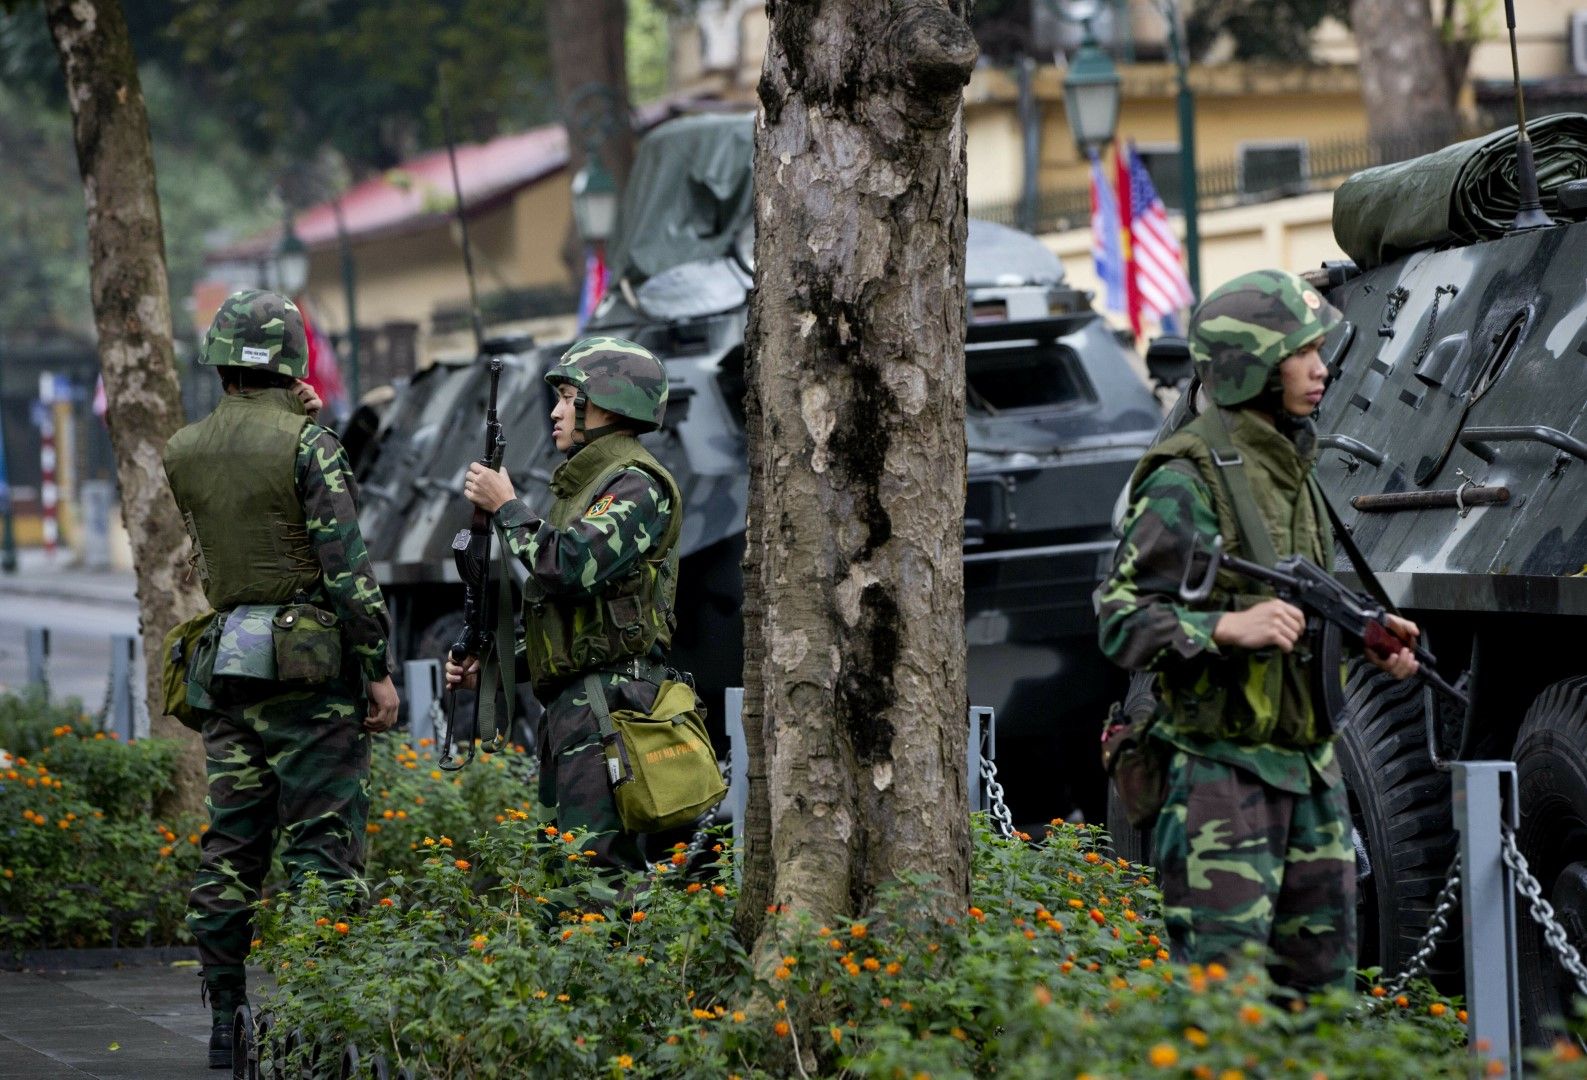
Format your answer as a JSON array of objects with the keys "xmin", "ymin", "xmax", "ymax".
[
  {"xmin": 108, "ymin": 634, "xmax": 137, "ymax": 740},
  {"xmin": 967, "ymin": 706, "xmax": 993, "ymax": 813},
  {"xmin": 25, "ymin": 626, "xmax": 50, "ymax": 699},
  {"xmin": 402, "ymin": 659, "xmax": 442, "ymax": 746},
  {"xmin": 1453, "ymin": 760, "xmax": 1522, "ymax": 1078},
  {"xmin": 724, "ymin": 687, "xmax": 745, "ymax": 881}
]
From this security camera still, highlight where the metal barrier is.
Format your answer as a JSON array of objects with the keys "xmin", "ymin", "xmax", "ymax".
[
  {"xmin": 403, "ymin": 659, "xmax": 444, "ymax": 746},
  {"xmin": 26, "ymin": 626, "xmax": 49, "ymax": 696},
  {"xmin": 106, "ymin": 634, "xmax": 137, "ymax": 741}
]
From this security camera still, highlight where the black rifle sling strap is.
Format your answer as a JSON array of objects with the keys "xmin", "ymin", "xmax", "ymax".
[
  {"xmin": 1201, "ymin": 406, "xmax": 1281, "ymax": 569},
  {"xmin": 584, "ymin": 671, "xmax": 634, "ymax": 789},
  {"xmin": 1311, "ymin": 478, "xmax": 1401, "ymax": 617},
  {"xmin": 472, "ymin": 531, "xmax": 518, "ymax": 747}
]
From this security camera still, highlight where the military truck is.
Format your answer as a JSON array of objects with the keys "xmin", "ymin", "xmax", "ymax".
[
  {"xmin": 1107, "ymin": 114, "xmax": 1587, "ymax": 1041},
  {"xmin": 348, "ymin": 111, "xmax": 1168, "ymax": 826}
]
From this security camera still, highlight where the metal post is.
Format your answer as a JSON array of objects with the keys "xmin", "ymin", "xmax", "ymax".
[
  {"xmin": 723, "ymin": 688, "xmax": 745, "ymax": 883},
  {"xmin": 403, "ymin": 659, "xmax": 443, "ymax": 747},
  {"xmin": 1453, "ymin": 761, "xmax": 1522, "ymax": 1078},
  {"xmin": 1016, "ymin": 57, "xmax": 1042, "ymax": 235},
  {"xmin": 107, "ymin": 634, "xmax": 137, "ymax": 741},
  {"xmin": 967, "ymin": 706, "xmax": 995, "ymax": 812},
  {"xmin": 332, "ymin": 197, "xmax": 361, "ymax": 407},
  {"xmin": 0, "ymin": 343, "xmax": 15, "ymax": 574},
  {"xmin": 1165, "ymin": 0, "xmax": 1201, "ymax": 302},
  {"xmin": 25, "ymin": 626, "xmax": 50, "ymax": 698}
]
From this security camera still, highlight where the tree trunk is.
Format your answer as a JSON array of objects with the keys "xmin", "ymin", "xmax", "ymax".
[
  {"xmin": 736, "ymin": 0, "xmax": 978, "ymax": 957},
  {"xmin": 1350, "ymin": 0, "xmax": 1460, "ymax": 154},
  {"xmin": 45, "ymin": 0, "xmax": 206, "ymax": 814}
]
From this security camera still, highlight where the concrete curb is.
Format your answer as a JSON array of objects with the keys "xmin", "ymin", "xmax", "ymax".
[{"xmin": 4, "ymin": 946, "xmax": 199, "ymax": 971}]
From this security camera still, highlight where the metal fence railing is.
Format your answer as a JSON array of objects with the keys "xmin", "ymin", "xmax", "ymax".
[{"xmin": 973, "ymin": 129, "xmax": 1468, "ymax": 236}]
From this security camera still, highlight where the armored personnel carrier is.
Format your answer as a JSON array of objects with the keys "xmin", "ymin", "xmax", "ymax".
[
  {"xmin": 348, "ymin": 112, "xmax": 1167, "ymax": 825},
  {"xmin": 1109, "ymin": 113, "xmax": 1587, "ymax": 1041}
]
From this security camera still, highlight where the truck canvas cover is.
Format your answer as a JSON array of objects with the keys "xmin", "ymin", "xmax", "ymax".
[{"xmin": 1332, "ymin": 112, "xmax": 1587, "ymax": 270}]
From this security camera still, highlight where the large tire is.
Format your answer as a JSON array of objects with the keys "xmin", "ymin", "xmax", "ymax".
[
  {"xmin": 1103, "ymin": 672, "xmax": 1157, "ymax": 866},
  {"xmin": 1514, "ymin": 677, "xmax": 1587, "ymax": 1044},
  {"xmin": 1335, "ymin": 660, "xmax": 1458, "ymax": 985}
]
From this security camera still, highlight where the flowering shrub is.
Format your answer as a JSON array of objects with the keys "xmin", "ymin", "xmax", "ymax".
[
  {"xmin": 0, "ymin": 688, "xmax": 534, "ymax": 951},
  {"xmin": 254, "ymin": 816, "xmax": 1534, "ymax": 1079}
]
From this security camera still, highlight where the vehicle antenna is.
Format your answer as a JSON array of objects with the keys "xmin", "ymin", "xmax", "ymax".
[
  {"xmin": 1505, "ymin": 0, "xmax": 1554, "ymax": 230},
  {"xmin": 440, "ymin": 75, "xmax": 488, "ymax": 354}
]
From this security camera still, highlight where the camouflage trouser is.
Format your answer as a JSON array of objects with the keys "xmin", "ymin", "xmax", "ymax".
[
  {"xmin": 188, "ymin": 684, "xmax": 370, "ymax": 1003},
  {"xmin": 1151, "ymin": 749, "xmax": 1356, "ymax": 992},
  {"xmin": 537, "ymin": 671, "xmax": 656, "ymax": 875}
]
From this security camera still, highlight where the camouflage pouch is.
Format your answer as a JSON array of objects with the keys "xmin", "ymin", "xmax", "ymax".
[
  {"xmin": 161, "ymin": 610, "xmax": 216, "ymax": 732},
  {"xmin": 211, "ymin": 603, "xmax": 283, "ymax": 682},
  {"xmin": 591, "ymin": 676, "xmax": 726, "ymax": 834},
  {"xmin": 271, "ymin": 603, "xmax": 341, "ymax": 684},
  {"xmin": 1100, "ymin": 683, "xmax": 1169, "ymax": 830}
]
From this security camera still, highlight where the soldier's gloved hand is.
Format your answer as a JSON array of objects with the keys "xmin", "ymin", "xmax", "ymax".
[
  {"xmin": 1213, "ymin": 599, "xmax": 1306, "ymax": 653},
  {"xmin": 463, "ymin": 463, "xmax": 515, "ymax": 513},
  {"xmin": 445, "ymin": 655, "xmax": 480, "ymax": 692},
  {"xmin": 292, "ymin": 379, "xmax": 324, "ymax": 419},
  {"xmin": 364, "ymin": 675, "xmax": 399, "ymax": 733}
]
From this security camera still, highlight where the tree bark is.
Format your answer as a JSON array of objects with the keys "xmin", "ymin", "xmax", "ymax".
[
  {"xmin": 736, "ymin": 0, "xmax": 978, "ymax": 957},
  {"xmin": 45, "ymin": 0, "xmax": 206, "ymax": 814},
  {"xmin": 1349, "ymin": 0, "xmax": 1460, "ymax": 153}
]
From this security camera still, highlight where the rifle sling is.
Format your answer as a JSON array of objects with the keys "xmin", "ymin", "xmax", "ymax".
[
  {"xmin": 1202, "ymin": 407, "xmax": 1280, "ymax": 569},
  {"xmin": 1314, "ymin": 480, "xmax": 1400, "ymax": 616},
  {"xmin": 472, "ymin": 525, "xmax": 518, "ymax": 747},
  {"xmin": 584, "ymin": 671, "xmax": 633, "ymax": 788}
]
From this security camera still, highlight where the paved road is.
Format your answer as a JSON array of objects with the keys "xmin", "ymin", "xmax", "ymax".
[
  {"xmin": 0, "ymin": 594, "xmax": 139, "ymax": 714},
  {"xmin": 0, "ymin": 964, "xmax": 219, "ymax": 1079}
]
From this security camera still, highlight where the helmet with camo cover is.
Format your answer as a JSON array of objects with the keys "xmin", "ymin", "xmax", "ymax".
[
  {"xmin": 199, "ymin": 290, "xmax": 308, "ymax": 379},
  {"xmin": 546, "ymin": 336, "xmax": 668, "ymax": 433},
  {"xmin": 1189, "ymin": 269, "xmax": 1342, "ymax": 406}
]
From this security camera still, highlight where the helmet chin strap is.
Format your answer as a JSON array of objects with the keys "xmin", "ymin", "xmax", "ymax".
[{"xmin": 567, "ymin": 390, "xmax": 621, "ymax": 453}]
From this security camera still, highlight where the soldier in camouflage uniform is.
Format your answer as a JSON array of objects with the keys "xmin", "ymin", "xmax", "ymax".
[
  {"xmin": 164, "ymin": 291, "xmax": 399, "ymax": 1067},
  {"xmin": 448, "ymin": 337, "xmax": 680, "ymax": 876},
  {"xmin": 1095, "ymin": 270, "xmax": 1420, "ymax": 992}
]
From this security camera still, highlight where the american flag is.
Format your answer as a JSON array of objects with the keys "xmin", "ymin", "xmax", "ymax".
[{"xmin": 1121, "ymin": 142, "xmax": 1194, "ymax": 328}]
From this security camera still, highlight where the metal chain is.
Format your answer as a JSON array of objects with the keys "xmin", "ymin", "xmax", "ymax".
[
  {"xmin": 1501, "ymin": 826, "xmax": 1587, "ymax": 999},
  {"xmin": 1383, "ymin": 851, "xmax": 1461, "ymax": 998},
  {"xmin": 683, "ymin": 754, "xmax": 732, "ymax": 864},
  {"xmin": 979, "ymin": 755, "xmax": 1016, "ymax": 840}
]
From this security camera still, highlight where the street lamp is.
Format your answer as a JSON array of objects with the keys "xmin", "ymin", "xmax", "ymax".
[
  {"xmin": 571, "ymin": 156, "xmax": 619, "ymax": 247},
  {"xmin": 275, "ymin": 213, "xmax": 309, "ymax": 297},
  {"xmin": 1158, "ymin": 0, "xmax": 1202, "ymax": 301},
  {"xmin": 1061, "ymin": 16, "xmax": 1122, "ymax": 157}
]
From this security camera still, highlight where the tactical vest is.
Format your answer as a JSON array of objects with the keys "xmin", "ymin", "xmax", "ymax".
[
  {"xmin": 164, "ymin": 389, "xmax": 320, "ymax": 611},
  {"xmin": 521, "ymin": 434, "xmax": 683, "ymax": 695},
  {"xmin": 1128, "ymin": 406, "xmax": 1334, "ymax": 748}
]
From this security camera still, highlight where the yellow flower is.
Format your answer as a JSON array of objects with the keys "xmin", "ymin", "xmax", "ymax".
[
  {"xmin": 556, "ymin": 993, "xmax": 570, "ymax": 1002},
  {"xmin": 1148, "ymin": 1043, "xmax": 1178, "ymax": 1068},
  {"xmin": 616, "ymin": 1055, "xmax": 632, "ymax": 1069},
  {"xmin": 1185, "ymin": 1027, "xmax": 1209, "ymax": 1048}
]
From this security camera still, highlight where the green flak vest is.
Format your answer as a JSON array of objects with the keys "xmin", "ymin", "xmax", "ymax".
[
  {"xmin": 521, "ymin": 433, "xmax": 684, "ymax": 696},
  {"xmin": 1127, "ymin": 407, "xmax": 1334, "ymax": 748},
  {"xmin": 164, "ymin": 389, "xmax": 320, "ymax": 612}
]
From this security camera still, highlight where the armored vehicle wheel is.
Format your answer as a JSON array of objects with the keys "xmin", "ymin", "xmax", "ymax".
[
  {"xmin": 1334, "ymin": 660, "xmax": 1457, "ymax": 986},
  {"xmin": 1103, "ymin": 673, "xmax": 1157, "ymax": 866},
  {"xmin": 1514, "ymin": 677, "xmax": 1587, "ymax": 1044}
]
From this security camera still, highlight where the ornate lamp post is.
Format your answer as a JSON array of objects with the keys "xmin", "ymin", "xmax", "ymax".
[
  {"xmin": 274, "ymin": 213, "xmax": 309, "ymax": 297},
  {"xmin": 571, "ymin": 156, "xmax": 619, "ymax": 246},
  {"xmin": 1060, "ymin": 7, "xmax": 1121, "ymax": 157},
  {"xmin": 1158, "ymin": 0, "xmax": 1201, "ymax": 300}
]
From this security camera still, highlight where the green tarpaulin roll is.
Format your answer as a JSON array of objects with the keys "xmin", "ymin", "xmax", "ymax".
[{"xmin": 1333, "ymin": 113, "xmax": 1587, "ymax": 270}]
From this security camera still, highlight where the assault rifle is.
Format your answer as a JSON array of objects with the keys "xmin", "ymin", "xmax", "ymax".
[
  {"xmin": 438, "ymin": 82, "xmax": 512, "ymax": 771},
  {"xmin": 1178, "ymin": 535, "xmax": 1470, "ymax": 709}
]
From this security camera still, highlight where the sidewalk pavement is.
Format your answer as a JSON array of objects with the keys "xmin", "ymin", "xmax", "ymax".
[
  {"xmin": 0, "ymin": 961, "xmax": 233, "ymax": 1079},
  {"xmin": 0, "ymin": 549, "xmax": 137, "ymax": 610}
]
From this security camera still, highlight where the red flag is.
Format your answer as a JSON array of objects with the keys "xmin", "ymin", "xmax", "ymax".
[
  {"xmin": 1114, "ymin": 137, "xmax": 1143, "ymax": 339},
  {"xmin": 298, "ymin": 298, "xmax": 348, "ymax": 412}
]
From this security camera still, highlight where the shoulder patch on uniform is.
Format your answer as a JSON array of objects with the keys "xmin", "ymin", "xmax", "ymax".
[{"xmin": 585, "ymin": 494, "xmax": 615, "ymax": 518}]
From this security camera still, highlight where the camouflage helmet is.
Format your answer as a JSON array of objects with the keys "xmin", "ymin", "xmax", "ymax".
[
  {"xmin": 546, "ymin": 336, "xmax": 668, "ymax": 432},
  {"xmin": 199, "ymin": 290, "xmax": 308, "ymax": 378},
  {"xmin": 1189, "ymin": 269, "xmax": 1342, "ymax": 406}
]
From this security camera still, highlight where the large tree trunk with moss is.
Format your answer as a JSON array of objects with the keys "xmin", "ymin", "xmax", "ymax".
[
  {"xmin": 735, "ymin": 0, "xmax": 978, "ymax": 960},
  {"xmin": 46, "ymin": 0, "xmax": 206, "ymax": 813},
  {"xmin": 1349, "ymin": 0, "xmax": 1460, "ymax": 154}
]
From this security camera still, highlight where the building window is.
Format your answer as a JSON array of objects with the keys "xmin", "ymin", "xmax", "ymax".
[
  {"xmin": 1238, "ymin": 141, "xmax": 1309, "ymax": 197},
  {"xmin": 1133, "ymin": 145, "xmax": 1183, "ymax": 211}
]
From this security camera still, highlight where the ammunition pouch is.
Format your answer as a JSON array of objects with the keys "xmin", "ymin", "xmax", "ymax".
[
  {"xmin": 585, "ymin": 673, "xmax": 726, "ymax": 834},
  {"xmin": 208, "ymin": 601, "xmax": 343, "ymax": 693},
  {"xmin": 161, "ymin": 611, "xmax": 218, "ymax": 732},
  {"xmin": 1100, "ymin": 678, "xmax": 1170, "ymax": 830},
  {"xmin": 271, "ymin": 603, "xmax": 342, "ymax": 684}
]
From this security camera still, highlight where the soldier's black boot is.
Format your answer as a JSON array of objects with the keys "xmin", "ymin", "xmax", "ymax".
[{"xmin": 201, "ymin": 970, "xmax": 247, "ymax": 1070}]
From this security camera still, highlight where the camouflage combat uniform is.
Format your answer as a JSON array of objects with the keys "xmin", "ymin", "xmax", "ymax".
[
  {"xmin": 164, "ymin": 292, "xmax": 391, "ymax": 1024},
  {"xmin": 1095, "ymin": 270, "xmax": 1357, "ymax": 992},
  {"xmin": 498, "ymin": 337, "xmax": 681, "ymax": 875}
]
